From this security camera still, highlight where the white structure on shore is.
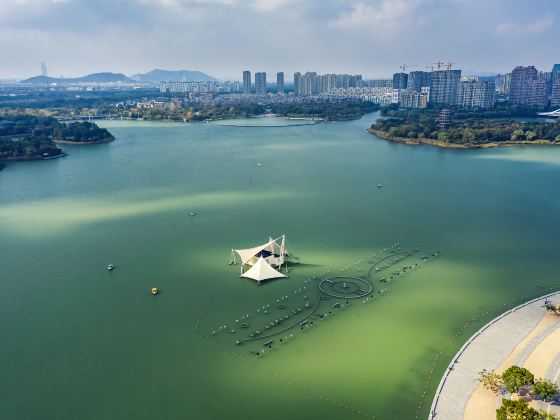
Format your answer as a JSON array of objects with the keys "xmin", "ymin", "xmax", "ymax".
[{"xmin": 230, "ymin": 235, "xmax": 292, "ymax": 283}]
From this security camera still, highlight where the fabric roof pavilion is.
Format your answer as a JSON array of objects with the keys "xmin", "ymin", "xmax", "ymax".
[
  {"xmin": 232, "ymin": 235, "xmax": 288, "ymax": 283},
  {"xmin": 241, "ymin": 256, "xmax": 286, "ymax": 282}
]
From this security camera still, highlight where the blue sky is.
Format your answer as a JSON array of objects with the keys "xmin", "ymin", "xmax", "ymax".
[{"xmin": 0, "ymin": 0, "xmax": 558, "ymax": 80}]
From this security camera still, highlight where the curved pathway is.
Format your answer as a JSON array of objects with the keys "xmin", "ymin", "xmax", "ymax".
[{"xmin": 429, "ymin": 291, "xmax": 560, "ymax": 420}]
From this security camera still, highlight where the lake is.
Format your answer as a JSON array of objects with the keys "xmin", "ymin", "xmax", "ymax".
[{"xmin": 1, "ymin": 113, "xmax": 560, "ymax": 419}]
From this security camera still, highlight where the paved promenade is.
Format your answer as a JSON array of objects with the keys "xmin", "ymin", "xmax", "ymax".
[{"xmin": 429, "ymin": 292, "xmax": 560, "ymax": 420}]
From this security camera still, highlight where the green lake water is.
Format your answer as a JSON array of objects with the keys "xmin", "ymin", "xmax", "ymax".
[{"xmin": 1, "ymin": 113, "xmax": 560, "ymax": 419}]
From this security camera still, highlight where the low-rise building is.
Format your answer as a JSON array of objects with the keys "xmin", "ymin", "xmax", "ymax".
[
  {"xmin": 399, "ymin": 90, "xmax": 428, "ymax": 109},
  {"xmin": 362, "ymin": 87, "xmax": 395, "ymax": 105}
]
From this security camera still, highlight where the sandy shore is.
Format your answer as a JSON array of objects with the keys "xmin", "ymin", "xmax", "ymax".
[{"xmin": 464, "ymin": 311, "xmax": 560, "ymax": 419}]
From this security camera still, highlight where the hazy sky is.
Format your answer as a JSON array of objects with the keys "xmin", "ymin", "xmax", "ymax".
[{"xmin": 0, "ymin": 0, "xmax": 558, "ymax": 80}]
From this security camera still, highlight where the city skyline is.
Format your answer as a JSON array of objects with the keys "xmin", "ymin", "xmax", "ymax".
[{"xmin": 0, "ymin": 0, "xmax": 559, "ymax": 80}]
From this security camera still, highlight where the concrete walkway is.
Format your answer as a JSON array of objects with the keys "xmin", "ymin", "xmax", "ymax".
[{"xmin": 429, "ymin": 292, "xmax": 560, "ymax": 420}]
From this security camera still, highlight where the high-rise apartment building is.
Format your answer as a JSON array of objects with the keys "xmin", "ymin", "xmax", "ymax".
[
  {"xmin": 368, "ymin": 79, "xmax": 393, "ymax": 88},
  {"xmin": 407, "ymin": 71, "xmax": 431, "ymax": 92},
  {"xmin": 456, "ymin": 77, "xmax": 495, "ymax": 108},
  {"xmin": 243, "ymin": 70, "xmax": 251, "ymax": 94},
  {"xmin": 392, "ymin": 72, "xmax": 408, "ymax": 90},
  {"xmin": 551, "ymin": 64, "xmax": 560, "ymax": 91},
  {"xmin": 429, "ymin": 69, "xmax": 461, "ymax": 105},
  {"xmin": 255, "ymin": 72, "xmax": 267, "ymax": 95},
  {"xmin": 160, "ymin": 80, "xmax": 241, "ymax": 94},
  {"xmin": 276, "ymin": 72, "xmax": 284, "ymax": 94},
  {"xmin": 300, "ymin": 72, "xmax": 317, "ymax": 95},
  {"xmin": 509, "ymin": 66, "xmax": 547, "ymax": 107},
  {"xmin": 525, "ymin": 80, "xmax": 548, "ymax": 107},
  {"xmin": 551, "ymin": 80, "xmax": 560, "ymax": 107},
  {"xmin": 496, "ymin": 73, "xmax": 511, "ymax": 94},
  {"xmin": 293, "ymin": 72, "xmax": 363, "ymax": 95},
  {"xmin": 509, "ymin": 66, "xmax": 537, "ymax": 103},
  {"xmin": 293, "ymin": 72, "xmax": 302, "ymax": 95}
]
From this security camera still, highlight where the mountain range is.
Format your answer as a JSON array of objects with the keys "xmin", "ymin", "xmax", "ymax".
[
  {"xmin": 21, "ymin": 69, "xmax": 217, "ymax": 84},
  {"xmin": 21, "ymin": 72, "xmax": 134, "ymax": 84}
]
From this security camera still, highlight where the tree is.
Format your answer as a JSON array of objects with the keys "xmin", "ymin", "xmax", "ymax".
[
  {"xmin": 502, "ymin": 366, "xmax": 535, "ymax": 393},
  {"xmin": 543, "ymin": 301, "xmax": 560, "ymax": 316},
  {"xmin": 511, "ymin": 129, "xmax": 526, "ymax": 141},
  {"xmin": 537, "ymin": 410, "xmax": 560, "ymax": 420},
  {"xmin": 496, "ymin": 398, "xmax": 540, "ymax": 420},
  {"xmin": 533, "ymin": 379, "xmax": 559, "ymax": 400},
  {"xmin": 479, "ymin": 369, "xmax": 503, "ymax": 394}
]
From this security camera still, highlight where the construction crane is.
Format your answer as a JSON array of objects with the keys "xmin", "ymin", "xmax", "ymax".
[
  {"xmin": 446, "ymin": 61, "xmax": 456, "ymax": 70},
  {"xmin": 399, "ymin": 64, "xmax": 418, "ymax": 73},
  {"xmin": 428, "ymin": 61, "xmax": 445, "ymax": 71}
]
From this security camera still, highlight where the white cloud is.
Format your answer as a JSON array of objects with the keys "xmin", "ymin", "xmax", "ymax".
[
  {"xmin": 496, "ymin": 13, "xmax": 555, "ymax": 36},
  {"xmin": 331, "ymin": 0, "xmax": 426, "ymax": 28},
  {"xmin": 135, "ymin": 0, "xmax": 289, "ymax": 10},
  {"xmin": 250, "ymin": 0, "xmax": 292, "ymax": 11},
  {"xmin": 0, "ymin": 0, "xmax": 559, "ymax": 79}
]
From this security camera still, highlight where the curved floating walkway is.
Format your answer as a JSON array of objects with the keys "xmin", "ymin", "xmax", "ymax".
[{"xmin": 429, "ymin": 291, "xmax": 560, "ymax": 420}]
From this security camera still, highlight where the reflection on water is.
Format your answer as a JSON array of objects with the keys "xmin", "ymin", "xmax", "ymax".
[
  {"xmin": 472, "ymin": 147, "xmax": 560, "ymax": 166},
  {"xmin": 0, "ymin": 189, "xmax": 299, "ymax": 235}
]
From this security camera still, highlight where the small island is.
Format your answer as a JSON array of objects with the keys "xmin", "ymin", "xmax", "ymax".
[
  {"xmin": 369, "ymin": 108, "xmax": 560, "ymax": 149},
  {"xmin": 0, "ymin": 115, "xmax": 114, "ymax": 162}
]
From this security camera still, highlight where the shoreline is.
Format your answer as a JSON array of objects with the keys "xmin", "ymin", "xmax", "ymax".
[
  {"xmin": 102, "ymin": 113, "xmax": 364, "ymax": 124},
  {"xmin": 1, "ymin": 152, "xmax": 69, "ymax": 162},
  {"xmin": 1, "ymin": 136, "xmax": 113, "ymax": 163},
  {"xmin": 54, "ymin": 136, "xmax": 114, "ymax": 145},
  {"xmin": 368, "ymin": 129, "xmax": 560, "ymax": 150}
]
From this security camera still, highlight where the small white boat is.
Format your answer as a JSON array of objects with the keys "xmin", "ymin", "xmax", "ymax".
[
  {"xmin": 151, "ymin": 287, "xmax": 159, "ymax": 296},
  {"xmin": 257, "ymin": 162, "xmax": 263, "ymax": 167},
  {"xmin": 107, "ymin": 264, "xmax": 114, "ymax": 271},
  {"xmin": 377, "ymin": 184, "xmax": 382, "ymax": 188},
  {"xmin": 189, "ymin": 211, "xmax": 197, "ymax": 217}
]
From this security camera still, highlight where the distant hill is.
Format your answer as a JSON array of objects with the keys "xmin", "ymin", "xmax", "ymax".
[
  {"xmin": 21, "ymin": 72, "xmax": 134, "ymax": 84},
  {"xmin": 130, "ymin": 69, "xmax": 218, "ymax": 83}
]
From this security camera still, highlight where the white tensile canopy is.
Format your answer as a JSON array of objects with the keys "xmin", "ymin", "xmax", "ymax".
[
  {"xmin": 231, "ymin": 235, "xmax": 289, "ymax": 283},
  {"xmin": 241, "ymin": 256, "xmax": 287, "ymax": 282}
]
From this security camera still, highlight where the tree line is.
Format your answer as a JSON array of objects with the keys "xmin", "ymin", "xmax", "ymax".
[
  {"xmin": 372, "ymin": 110, "xmax": 560, "ymax": 145},
  {"xmin": 0, "ymin": 115, "xmax": 113, "ymax": 160}
]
